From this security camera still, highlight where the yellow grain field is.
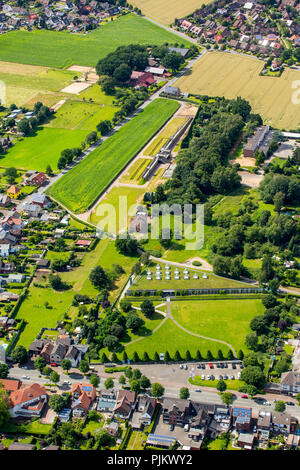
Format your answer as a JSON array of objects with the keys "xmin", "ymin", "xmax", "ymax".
[
  {"xmin": 130, "ymin": 0, "xmax": 214, "ymax": 25},
  {"xmin": 176, "ymin": 52, "xmax": 300, "ymax": 130}
]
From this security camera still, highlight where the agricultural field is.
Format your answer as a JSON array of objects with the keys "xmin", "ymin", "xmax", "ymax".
[
  {"xmin": 0, "ymin": 14, "xmax": 192, "ymax": 68},
  {"xmin": 144, "ymin": 117, "xmax": 186, "ymax": 156},
  {"xmin": 0, "ymin": 63, "xmax": 74, "ymax": 107},
  {"xmin": 124, "ymin": 318, "xmax": 230, "ymax": 359},
  {"xmin": 48, "ymin": 98, "xmax": 179, "ymax": 213},
  {"xmin": 0, "ymin": 81, "xmax": 120, "ymax": 171},
  {"xmin": 176, "ymin": 52, "xmax": 300, "ymax": 130},
  {"xmin": 171, "ymin": 298, "xmax": 265, "ymax": 353},
  {"xmin": 130, "ymin": 0, "xmax": 213, "ymax": 25}
]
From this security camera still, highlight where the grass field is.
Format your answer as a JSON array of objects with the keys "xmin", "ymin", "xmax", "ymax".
[
  {"xmin": 0, "ymin": 14, "xmax": 191, "ymax": 67},
  {"xmin": 171, "ymin": 298, "xmax": 265, "ymax": 352},
  {"xmin": 0, "ymin": 65, "xmax": 73, "ymax": 106},
  {"xmin": 130, "ymin": 0, "xmax": 213, "ymax": 25},
  {"xmin": 48, "ymin": 98, "xmax": 179, "ymax": 213},
  {"xmin": 132, "ymin": 263, "xmax": 251, "ymax": 291},
  {"xmin": 15, "ymin": 238, "xmax": 138, "ymax": 347},
  {"xmin": 144, "ymin": 117, "xmax": 186, "ymax": 155},
  {"xmin": 124, "ymin": 318, "xmax": 230, "ymax": 359},
  {"xmin": 0, "ymin": 127, "xmax": 87, "ymax": 171},
  {"xmin": 89, "ymin": 185, "xmax": 145, "ymax": 233},
  {"xmin": 176, "ymin": 52, "xmax": 300, "ymax": 130}
]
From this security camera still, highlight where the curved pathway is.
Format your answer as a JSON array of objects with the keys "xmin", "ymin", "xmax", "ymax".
[{"xmin": 124, "ymin": 298, "xmax": 237, "ymax": 357}]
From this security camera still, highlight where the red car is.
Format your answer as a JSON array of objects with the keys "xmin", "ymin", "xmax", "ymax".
[
  {"xmin": 50, "ymin": 363, "xmax": 57, "ymax": 367},
  {"xmin": 209, "ymin": 363, "xmax": 213, "ymax": 369},
  {"xmin": 241, "ymin": 394, "xmax": 248, "ymax": 399}
]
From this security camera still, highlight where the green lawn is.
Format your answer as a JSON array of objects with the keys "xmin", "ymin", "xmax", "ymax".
[
  {"xmin": 189, "ymin": 377, "xmax": 244, "ymax": 391},
  {"xmin": 0, "ymin": 14, "xmax": 192, "ymax": 68},
  {"xmin": 48, "ymin": 98, "xmax": 179, "ymax": 213},
  {"xmin": 0, "ymin": 127, "xmax": 87, "ymax": 171},
  {"xmin": 15, "ymin": 238, "xmax": 138, "ymax": 347},
  {"xmin": 171, "ymin": 298, "xmax": 265, "ymax": 352},
  {"xmin": 124, "ymin": 318, "xmax": 230, "ymax": 359},
  {"xmin": 126, "ymin": 430, "xmax": 147, "ymax": 450},
  {"xmin": 0, "ymin": 420, "xmax": 52, "ymax": 435},
  {"xmin": 131, "ymin": 262, "xmax": 251, "ymax": 291}
]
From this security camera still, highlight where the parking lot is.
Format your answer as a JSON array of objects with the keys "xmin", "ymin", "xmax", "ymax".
[{"xmin": 180, "ymin": 361, "xmax": 244, "ymax": 381}]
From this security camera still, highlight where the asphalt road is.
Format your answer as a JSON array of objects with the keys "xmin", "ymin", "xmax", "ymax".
[{"xmin": 8, "ymin": 362, "xmax": 300, "ymax": 419}]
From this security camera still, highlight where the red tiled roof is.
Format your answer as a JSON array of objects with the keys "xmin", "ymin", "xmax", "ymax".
[
  {"xmin": 9, "ymin": 383, "xmax": 47, "ymax": 407},
  {"xmin": 0, "ymin": 379, "xmax": 21, "ymax": 392}
]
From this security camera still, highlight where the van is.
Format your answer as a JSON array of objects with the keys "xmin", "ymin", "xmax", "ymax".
[{"xmin": 184, "ymin": 424, "xmax": 189, "ymax": 432}]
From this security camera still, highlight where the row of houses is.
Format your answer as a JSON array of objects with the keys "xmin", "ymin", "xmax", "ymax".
[
  {"xmin": 160, "ymin": 398, "xmax": 299, "ymax": 449},
  {"xmin": 177, "ymin": 0, "xmax": 300, "ymax": 57},
  {"xmin": 0, "ymin": 0, "xmax": 123, "ymax": 34},
  {"xmin": 29, "ymin": 334, "xmax": 88, "ymax": 368}
]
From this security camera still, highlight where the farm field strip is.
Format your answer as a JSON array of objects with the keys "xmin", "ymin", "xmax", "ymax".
[
  {"xmin": 176, "ymin": 51, "xmax": 300, "ymax": 130},
  {"xmin": 48, "ymin": 98, "xmax": 180, "ymax": 213},
  {"xmin": 129, "ymin": 0, "xmax": 214, "ymax": 25}
]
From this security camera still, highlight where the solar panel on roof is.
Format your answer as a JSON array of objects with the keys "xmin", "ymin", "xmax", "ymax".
[{"xmin": 82, "ymin": 386, "xmax": 92, "ymax": 391}]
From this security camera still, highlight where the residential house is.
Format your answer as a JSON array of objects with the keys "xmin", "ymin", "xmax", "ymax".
[
  {"xmin": 131, "ymin": 395, "xmax": 157, "ymax": 428},
  {"xmin": 28, "ymin": 338, "xmax": 49, "ymax": 357},
  {"xmin": 71, "ymin": 383, "xmax": 97, "ymax": 417},
  {"xmin": 8, "ymin": 442, "xmax": 36, "ymax": 450},
  {"xmin": 237, "ymin": 433, "xmax": 255, "ymax": 449},
  {"xmin": 164, "ymin": 86, "xmax": 181, "ymax": 97},
  {"xmin": 0, "ymin": 378, "xmax": 21, "ymax": 394},
  {"xmin": 105, "ymin": 421, "xmax": 119, "ymax": 437},
  {"xmin": 0, "ymin": 244, "xmax": 11, "ymax": 257},
  {"xmin": 0, "ymin": 194, "xmax": 11, "ymax": 207},
  {"xmin": 130, "ymin": 71, "xmax": 155, "ymax": 89},
  {"xmin": 114, "ymin": 390, "xmax": 137, "ymax": 419},
  {"xmin": 30, "ymin": 193, "xmax": 51, "ymax": 208},
  {"xmin": 6, "ymin": 273, "xmax": 25, "ymax": 283},
  {"xmin": 232, "ymin": 406, "xmax": 252, "ymax": 432},
  {"xmin": 243, "ymin": 126, "xmax": 270, "ymax": 158},
  {"xmin": 271, "ymin": 411, "xmax": 297, "ymax": 435},
  {"xmin": 50, "ymin": 342, "xmax": 68, "ymax": 364},
  {"xmin": 64, "ymin": 344, "xmax": 83, "ymax": 368},
  {"xmin": 280, "ymin": 371, "xmax": 300, "ymax": 395},
  {"xmin": 6, "ymin": 185, "xmax": 21, "ymax": 199},
  {"xmin": 9, "ymin": 383, "xmax": 48, "ymax": 417},
  {"xmin": 97, "ymin": 390, "xmax": 116, "ymax": 413},
  {"xmin": 25, "ymin": 172, "xmax": 48, "ymax": 187},
  {"xmin": 40, "ymin": 342, "xmax": 55, "ymax": 363},
  {"xmin": 257, "ymin": 410, "xmax": 271, "ymax": 440}
]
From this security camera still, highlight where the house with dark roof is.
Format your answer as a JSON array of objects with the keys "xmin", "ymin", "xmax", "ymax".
[
  {"xmin": 280, "ymin": 371, "xmax": 300, "ymax": 395},
  {"xmin": 131, "ymin": 395, "xmax": 157, "ymax": 428},
  {"xmin": 114, "ymin": 390, "xmax": 137, "ymax": 419},
  {"xmin": 50, "ymin": 342, "xmax": 68, "ymax": 364},
  {"xmin": 65, "ymin": 344, "xmax": 83, "ymax": 367}
]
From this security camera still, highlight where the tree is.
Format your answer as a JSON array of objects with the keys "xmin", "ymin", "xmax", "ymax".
[
  {"xmin": 227, "ymin": 350, "xmax": 234, "ymax": 360},
  {"xmin": 126, "ymin": 313, "xmax": 144, "ymax": 332},
  {"xmin": 0, "ymin": 387, "xmax": 9, "ymax": 428},
  {"xmin": 34, "ymin": 356, "xmax": 46, "ymax": 372},
  {"xmin": 103, "ymin": 335, "xmax": 119, "ymax": 352},
  {"xmin": 153, "ymin": 352, "xmax": 160, "ymax": 362},
  {"xmin": 49, "ymin": 394, "xmax": 67, "ymax": 413},
  {"xmin": 217, "ymin": 350, "xmax": 224, "ymax": 361},
  {"xmin": 206, "ymin": 350, "xmax": 213, "ymax": 361},
  {"xmin": 46, "ymin": 164, "xmax": 53, "ymax": 176},
  {"xmin": 0, "ymin": 363, "xmax": 8, "ymax": 379},
  {"xmin": 274, "ymin": 191, "xmax": 285, "ymax": 213},
  {"xmin": 17, "ymin": 118, "xmax": 30, "ymax": 135},
  {"xmin": 240, "ymin": 366, "xmax": 265, "ymax": 389},
  {"xmin": 221, "ymin": 392, "xmax": 234, "ymax": 406},
  {"xmin": 101, "ymin": 352, "xmax": 109, "ymax": 363},
  {"xmin": 130, "ymin": 379, "xmax": 140, "ymax": 394},
  {"xmin": 295, "ymin": 393, "xmax": 300, "ymax": 406},
  {"xmin": 120, "ymin": 299, "xmax": 132, "ymax": 313},
  {"xmin": 125, "ymin": 368, "xmax": 133, "ymax": 379},
  {"xmin": 79, "ymin": 360, "xmax": 90, "ymax": 375},
  {"xmin": 161, "ymin": 51, "xmax": 184, "ymax": 72},
  {"xmin": 4, "ymin": 167, "xmax": 18, "ymax": 184},
  {"xmin": 140, "ymin": 300, "xmax": 155, "ymax": 318},
  {"xmin": 104, "ymin": 378, "xmax": 114, "ymax": 389},
  {"xmin": 132, "ymin": 351, "xmax": 140, "ymax": 362},
  {"xmin": 89, "ymin": 266, "xmax": 109, "ymax": 290},
  {"xmin": 275, "ymin": 401, "xmax": 286, "ymax": 413},
  {"xmin": 245, "ymin": 333, "xmax": 258, "ymax": 351},
  {"xmin": 94, "ymin": 428, "xmax": 114, "ymax": 449},
  {"xmin": 11, "ymin": 345, "xmax": 28, "ymax": 364},
  {"xmin": 164, "ymin": 351, "xmax": 171, "ymax": 362},
  {"xmin": 133, "ymin": 369, "xmax": 142, "ymax": 380},
  {"xmin": 151, "ymin": 382, "xmax": 165, "ymax": 398},
  {"xmin": 140, "ymin": 375, "xmax": 150, "ymax": 389},
  {"xmin": 246, "ymin": 385, "xmax": 257, "ymax": 397},
  {"xmin": 237, "ymin": 350, "xmax": 244, "ymax": 361},
  {"xmin": 97, "ymin": 120, "xmax": 112, "ymax": 136},
  {"xmin": 179, "ymin": 387, "xmax": 190, "ymax": 399},
  {"xmin": 50, "ymin": 371, "xmax": 60, "ymax": 384},
  {"xmin": 113, "ymin": 63, "xmax": 131, "ymax": 83},
  {"xmin": 61, "ymin": 359, "xmax": 72, "ymax": 373},
  {"xmin": 86, "ymin": 131, "xmax": 98, "ymax": 145},
  {"xmin": 90, "ymin": 374, "xmax": 100, "ymax": 388},
  {"xmin": 174, "ymin": 350, "xmax": 182, "ymax": 361},
  {"xmin": 119, "ymin": 375, "xmax": 126, "ymax": 384},
  {"xmin": 217, "ymin": 379, "xmax": 227, "ymax": 392}
]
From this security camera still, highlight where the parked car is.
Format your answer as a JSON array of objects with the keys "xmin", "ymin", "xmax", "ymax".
[
  {"xmin": 241, "ymin": 394, "xmax": 248, "ymax": 399},
  {"xmin": 22, "ymin": 376, "xmax": 30, "ymax": 380},
  {"xmin": 237, "ymin": 372, "xmax": 241, "ymax": 379},
  {"xmin": 286, "ymin": 402, "xmax": 295, "ymax": 406},
  {"xmin": 219, "ymin": 375, "xmax": 223, "ymax": 380},
  {"xmin": 201, "ymin": 375, "xmax": 205, "ymax": 380},
  {"xmin": 209, "ymin": 363, "xmax": 213, "ymax": 369},
  {"xmin": 201, "ymin": 364, "xmax": 205, "ymax": 369},
  {"xmin": 170, "ymin": 425, "xmax": 174, "ymax": 431},
  {"xmin": 195, "ymin": 389, "xmax": 201, "ymax": 392},
  {"xmin": 230, "ymin": 375, "xmax": 235, "ymax": 380},
  {"xmin": 50, "ymin": 363, "xmax": 58, "ymax": 367},
  {"xmin": 232, "ymin": 364, "xmax": 236, "ymax": 369},
  {"xmin": 206, "ymin": 375, "xmax": 211, "ymax": 380},
  {"xmin": 179, "ymin": 365, "xmax": 183, "ymax": 369},
  {"xmin": 219, "ymin": 363, "xmax": 224, "ymax": 368},
  {"xmin": 223, "ymin": 375, "xmax": 228, "ymax": 380},
  {"xmin": 223, "ymin": 363, "xmax": 228, "ymax": 368}
]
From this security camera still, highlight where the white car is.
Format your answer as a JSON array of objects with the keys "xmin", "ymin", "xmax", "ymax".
[
  {"xmin": 201, "ymin": 375, "xmax": 205, "ymax": 380},
  {"xmin": 22, "ymin": 375, "xmax": 30, "ymax": 380},
  {"xmin": 206, "ymin": 375, "xmax": 211, "ymax": 380}
]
